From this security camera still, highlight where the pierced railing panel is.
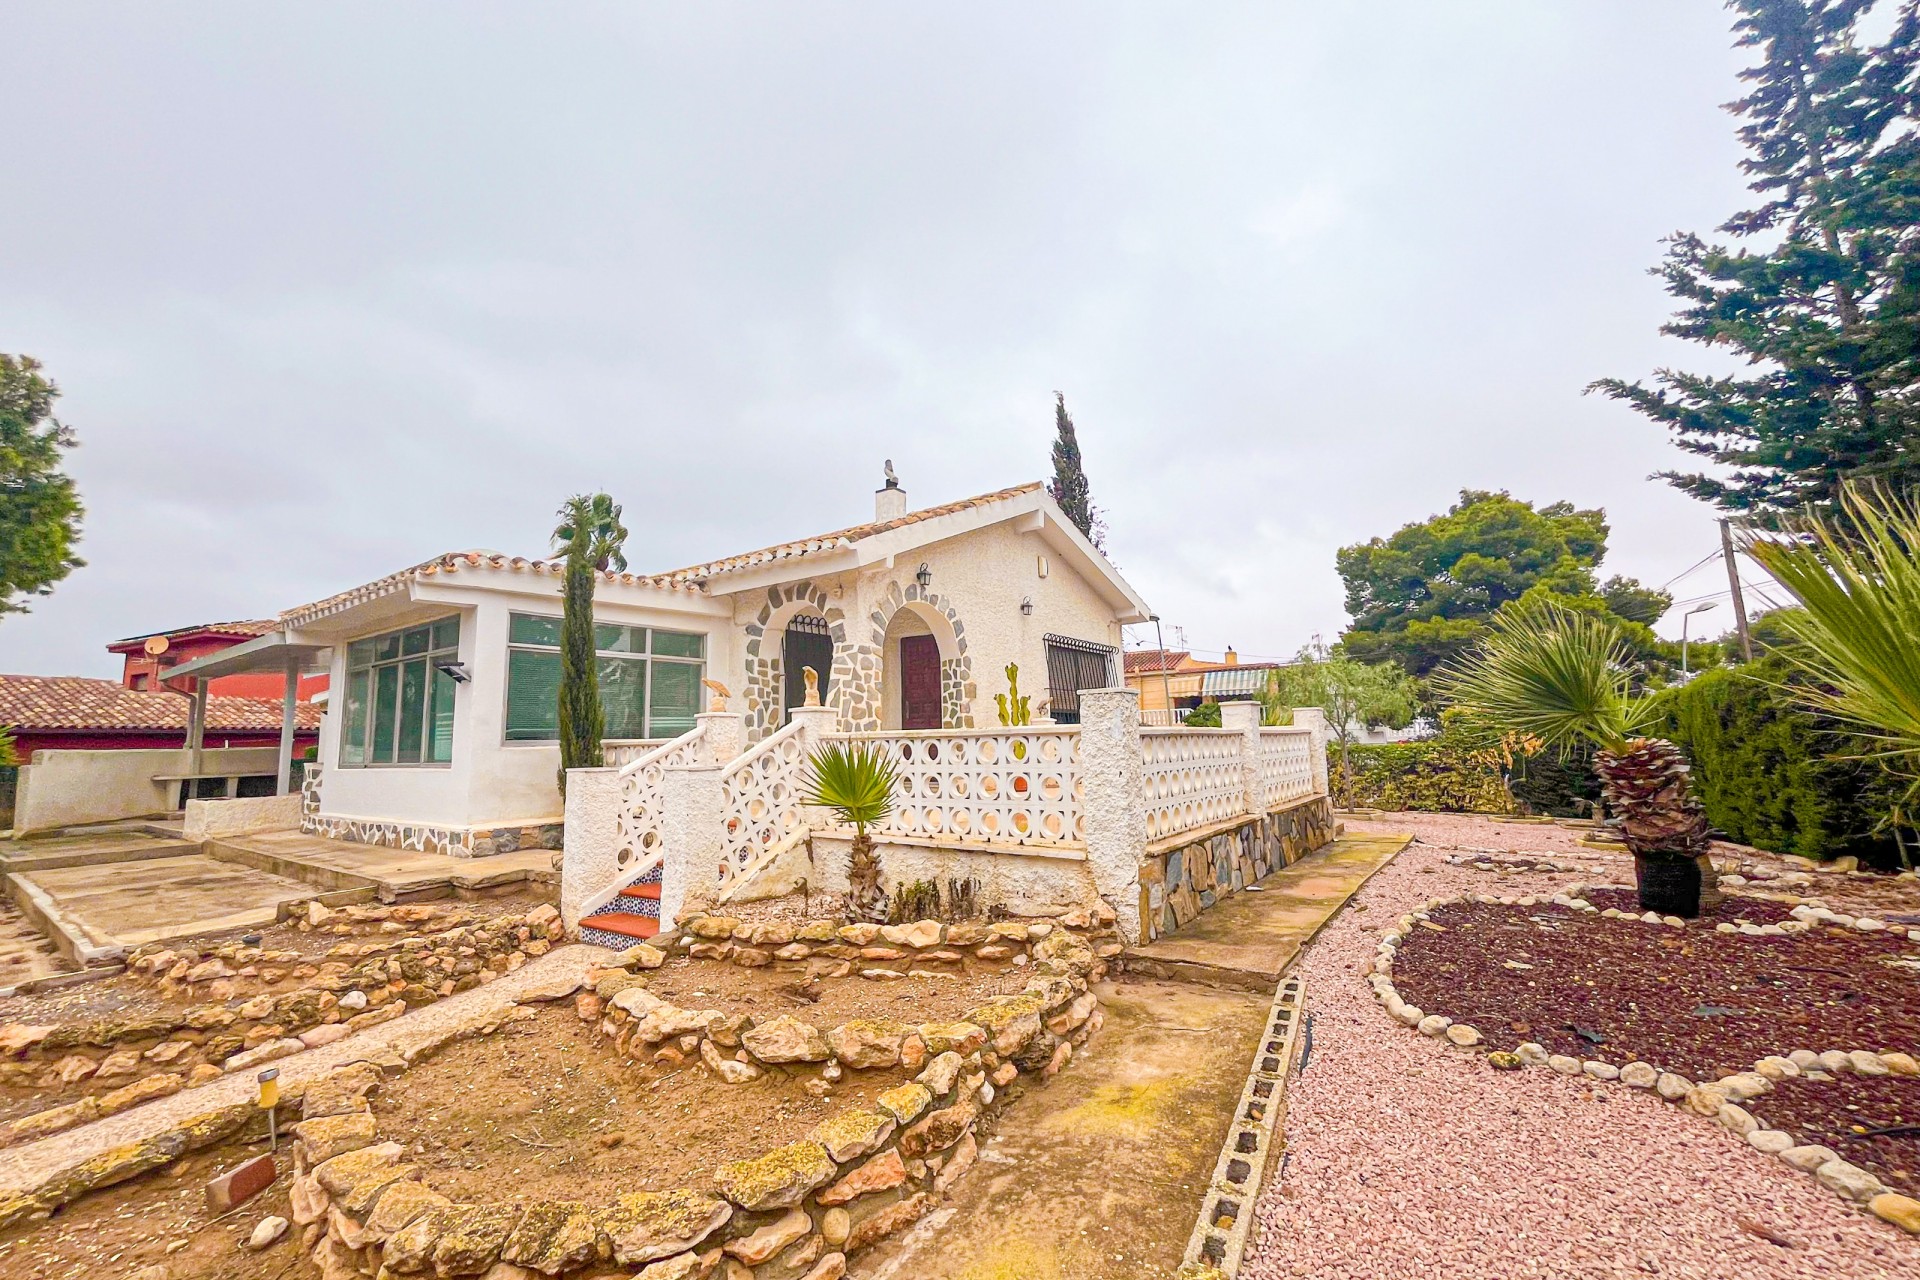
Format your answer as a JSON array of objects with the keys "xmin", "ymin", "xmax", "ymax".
[
  {"xmin": 604, "ymin": 739, "xmax": 668, "ymax": 769},
  {"xmin": 612, "ymin": 725, "xmax": 705, "ymax": 875},
  {"xmin": 841, "ymin": 729, "xmax": 1085, "ymax": 847},
  {"xmin": 719, "ymin": 721, "xmax": 809, "ymax": 884},
  {"xmin": 1258, "ymin": 727, "xmax": 1317, "ymax": 809},
  {"xmin": 1142, "ymin": 727, "xmax": 1246, "ymax": 841}
]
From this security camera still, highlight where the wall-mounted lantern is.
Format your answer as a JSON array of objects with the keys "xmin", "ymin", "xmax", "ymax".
[
  {"xmin": 915, "ymin": 563, "xmax": 932, "ymax": 588},
  {"xmin": 1020, "ymin": 596, "xmax": 1034, "ymax": 616}
]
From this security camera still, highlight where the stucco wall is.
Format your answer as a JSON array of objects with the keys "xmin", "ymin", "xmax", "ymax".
[
  {"xmin": 12, "ymin": 746, "xmax": 280, "ymax": 834},
  {"xmin": 183, "ymin": 793, "xmax": 303, "ymax": 840},
  {"xmin": 790, "ymin": 834, "xmax": 1105, "ymax": 919},
  {"xmin": 315, "ymin": 584, "xmax": 738, "ymax": 832}
]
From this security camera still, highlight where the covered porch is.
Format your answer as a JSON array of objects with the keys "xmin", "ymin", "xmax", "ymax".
[{"xmin": 159, "ymin": 630, "xmax": 332, "ymax": 801}]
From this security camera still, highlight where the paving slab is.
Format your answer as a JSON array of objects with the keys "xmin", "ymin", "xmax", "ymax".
[
  {"xmin": 16, "ymin": 855, "xmax": 318, "ymax": 949},
  {"xmin": 214, "ymin": 829, "xmax": 554, "ymax": 898},
  {"xmin": 1125, "ymin": 833, "xmax": 1412, "ymax": 989}
]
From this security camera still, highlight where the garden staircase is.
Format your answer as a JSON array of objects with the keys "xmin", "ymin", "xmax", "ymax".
[{"xmin": 578, "ymin": 866, "xmax": 662, "ymax": 947}]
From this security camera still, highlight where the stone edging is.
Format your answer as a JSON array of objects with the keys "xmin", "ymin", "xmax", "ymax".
[
  {"xmin": 1364, "ymin": 886, "xmax": 1920, "ymax": 1236},
  {"xmin": 1173, "ymin": 974, "xmax": 1306, "ymax": 1280},
  {"xmin": 0, "ymin": 902, "xmax": 565, "ymax": 1150},
  {"xmin": 290, "ymin": 926, "xmax": 1108, "ymax": 1279}
]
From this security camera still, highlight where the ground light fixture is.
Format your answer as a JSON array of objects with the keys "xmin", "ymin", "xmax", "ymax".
[{"xmin": 257, "ymin": 1068, "xmax": 281, "ymax": 1150}]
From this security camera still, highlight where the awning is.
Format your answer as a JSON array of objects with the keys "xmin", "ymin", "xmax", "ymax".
[
  {"xmin": 159, "ymin": 630, "xmax": 332, "ymax": 682},
  {"xmin": 1201, "ymin": 666, "xmax": 1278, "ymax": 699}
]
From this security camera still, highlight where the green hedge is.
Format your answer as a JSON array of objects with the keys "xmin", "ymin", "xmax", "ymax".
[
  {"xmin": 1652, "ymin": 663, "xmax": 1901, "ymax": 865},
  {"xmin": 1330, "ymin": 737, "xmax": 1509, "ymax": 813}
]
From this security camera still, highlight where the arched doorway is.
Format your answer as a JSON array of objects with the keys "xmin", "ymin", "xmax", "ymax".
[
  {"xmin": 781, "ymin": 613, "xmax": 833, "ymax": 724},
  {"xmin": 880, "ymin": 602, "xmax": 961, "ymax": 731}
]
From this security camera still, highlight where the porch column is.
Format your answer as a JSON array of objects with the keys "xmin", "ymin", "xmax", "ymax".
[
  {"xmin": 560, "ymin": 766, "xmax": 623, "ymax": 932},
  {"xmin": 186, "ymin": 678, "xmax": 209, "ymax": 781},
  {"xmin": 1078, "ymin": 686, "xmax": 1148, "ymax": 944},
  {"xmin": 275, "ymin": 656, "xmax": 299, "ymax": 796},
  {"xmin": 1221, "ymin": 700, "xmax": 1264, "ymax": 817},
  {"xmin": 660, "ymin": 760, "xmax": 726, "ymax": 927}
]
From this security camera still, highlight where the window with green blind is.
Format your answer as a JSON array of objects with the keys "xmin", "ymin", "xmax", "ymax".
[
  {"xmin": 504, "ymin": 614, "xmax": 706, "ymax": 742},
  {"xmin": 340, "ymin": 616, "xmax": 460, "ymax": 767}
]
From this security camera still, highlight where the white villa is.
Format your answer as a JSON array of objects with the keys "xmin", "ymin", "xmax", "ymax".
[{"xmin": 178, "ymin": 477, "xmax": 1149, "ymax": 858}]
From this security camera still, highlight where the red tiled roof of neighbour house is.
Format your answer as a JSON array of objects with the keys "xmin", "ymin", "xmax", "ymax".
[
  {"xmin": 1124, "ymin": 649, "xmax": 1191, "ymax": 675},
  {"xmin": 278, "ymin": 550, "xmax": 701, "ymax": 628},
  {"xmin": 106, "ymin": 620, "xmax": 280, "ymax": 652},
  {"xmin": 655, "ymin": 481, "xmax": 1048, "ymax": 586},
  {"xmin": 0, "ymin": 675, "xmax": 324, "ymax": 733}
]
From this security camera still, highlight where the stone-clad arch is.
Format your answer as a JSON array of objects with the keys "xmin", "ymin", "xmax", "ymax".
[
  {"xmin": 869, "ymin": 579, "xmax": 974, "ymax": 730},
  {"xmin": 741, "ymin": 581, "xmax": 852, "ymax": 739}
]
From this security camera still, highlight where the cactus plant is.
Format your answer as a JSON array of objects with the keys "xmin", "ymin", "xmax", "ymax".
[{"xmin": 995, "ymin": 663, "xmax": 1032, "ymax": 726}]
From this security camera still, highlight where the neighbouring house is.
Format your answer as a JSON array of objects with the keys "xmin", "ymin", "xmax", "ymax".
[
  {"xmin": 0, "ymin": 675, "xmax": 323, "ymax": 759},
  {"xmin": 107, "ymin": 620, "xmax": 329, "ymax": 701},
  {"xmin": 182, "ymin": 477, "xmax": 1152, "ymax": 858},
  {"xmin": 1126, "ymin": 646, "xmax": 1286, "ymax": 724}
]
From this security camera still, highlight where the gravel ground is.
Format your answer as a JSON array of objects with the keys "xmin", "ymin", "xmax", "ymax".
[{"xmin": 1244, "ymin": 816, "xmax": 1920, "ymax": 1280}]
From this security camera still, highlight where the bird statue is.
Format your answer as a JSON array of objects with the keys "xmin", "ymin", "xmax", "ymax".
[
  {"xmin": 701, "ymin": 679, "xmax": 731, "ymax": 712},
  {"xmin": 883, "ymin": 459, "xmax": 899, "ymax": 489}
]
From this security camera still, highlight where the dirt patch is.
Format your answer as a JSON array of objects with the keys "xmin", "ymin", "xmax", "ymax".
[
  {"xmin": 640, "ymin": 954, "xmax": 1030, "ymax": 1028},
  {"xmin": 1747, "ymin": 1074, "xmax": 1920, "ymax": 1197},
  {"xmin": 375, "ymin": 1003, "xmax": 914, "ymax": 1203},
  {"xmin": 1389, "ymin": 895, "xmax": 1920, "ymax": 1080},
  {"xmin": 0, "ymin": 1128, "xmax": 299, "ymax": 1280}
]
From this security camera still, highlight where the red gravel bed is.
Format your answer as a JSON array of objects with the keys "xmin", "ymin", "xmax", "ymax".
[
  {"xmin": 1581, "ymin": 885, "xmax": 1800, "ymax": 926},
  {"xmin": 1748, "ymin": 1075, "xmax": 1920, "ymax": 1197},
  {"xmin": 1389, "ymin": 896, "xmax": 1920, "ymax": 1080}
]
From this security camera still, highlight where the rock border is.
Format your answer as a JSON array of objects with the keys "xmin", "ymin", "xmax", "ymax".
[
  {"xmin": 0, "ymin": 902, "xmax": 565, "ymax": 1149},
  {"xmin": 287, "ymin": 924, "xmax": 1109, "ymax": 1279},
  {"xmin": 1365, "ymin": 885, "xmax": 1920, "ymax": 1236}
]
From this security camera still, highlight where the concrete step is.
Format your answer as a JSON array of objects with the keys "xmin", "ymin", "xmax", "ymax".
[
  {"xmin": 0, "ymin": 838, "xmax": 200, "ymax": 874},
  {"xmin": 580, "ymin": 913, "xmax": 660, "ymax": 942}
]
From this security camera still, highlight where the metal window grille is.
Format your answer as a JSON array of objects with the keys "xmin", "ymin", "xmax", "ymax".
[{"xmin": 1043, "ymin": 634, "xmax": 1117, "ymax": 724}]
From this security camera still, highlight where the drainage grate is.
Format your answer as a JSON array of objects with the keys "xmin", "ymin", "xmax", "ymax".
[{"xmin": 1179, "ymin": 974, "xmax": 1306, "ymax": 1277}]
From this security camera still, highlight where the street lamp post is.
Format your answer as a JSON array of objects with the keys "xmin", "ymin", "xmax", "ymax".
[{"xmin": 1681, "ymin": 601, "xmax": 1718, "ymax": 675}]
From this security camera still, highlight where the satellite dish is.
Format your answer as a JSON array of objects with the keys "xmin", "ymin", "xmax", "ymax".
[{"xmin": 144, "ymin": 635, "xmax": 170, "ymax": 657}]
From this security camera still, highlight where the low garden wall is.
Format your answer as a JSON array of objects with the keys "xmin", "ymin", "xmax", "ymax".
[
  {"xmin": 0, "ymin": 901, "xmax": 566, "ymax": 1149},
  {"xmin": 1137, "ymin": 795, "xmax": 1335, "ymax": 942},
  {"xmin": 292, "ymin": 910, "xmax": 1112, "ymax": 1279}
]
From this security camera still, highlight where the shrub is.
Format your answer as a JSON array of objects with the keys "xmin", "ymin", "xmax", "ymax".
[
  {"xmin": 1330, "ymin": 729, "xmax": 1509, "ymax": 813},
  {"xmin": 1652, "ymin": 662, "xmax": 1902, "ymax": 866},
  {"xmin": 1508, "ymin": 744, "xmax": 1602, "ymax": 818},
  {"xmin": 1182, "ymin": 700, "xmax": 1222, "ymax": 727}
]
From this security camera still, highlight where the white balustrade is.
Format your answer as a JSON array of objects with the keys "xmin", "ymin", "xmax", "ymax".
[
  {"xmin": 603, "ymin": 739, "xmax": 668, "ymax": 769},
  {"xmin": 612, "ymin": 726, "xmax": 706, "ymax": 875},
  {"xmin": 841, "ymin": 729, "xmax": 1085, "ymax": 847},
  {"xmin": 718, "ymin": 721, "xmax": 809, "ymax": 884},
  {"xmin": 1141, "ymin": 727, "xmax": 1247, "ymax": 841},
  {"xmin": 1258, "ymin": 727, "xmax": 1317, "ymax": 809}
]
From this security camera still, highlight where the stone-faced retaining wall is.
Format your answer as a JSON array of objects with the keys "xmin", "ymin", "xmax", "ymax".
[
  {"xmin": 300, "ymin": 763, "xmax": 563, "ymax": 858},
  {"xmin": 0, "ymin": 903, "xmax": 566, "ymax": 1150},
  {"xmin": 292, "ymin": 915, "xmax": 1109, "ymax": 1279},
  {"xmin": 1137, "ymin": 795, "xmax": 1336, "ymax": 942}
]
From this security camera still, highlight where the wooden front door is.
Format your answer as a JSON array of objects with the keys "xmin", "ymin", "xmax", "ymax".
[{"xmin": 900, "ymin": 635, "xmax": 942, "ymax": 730}]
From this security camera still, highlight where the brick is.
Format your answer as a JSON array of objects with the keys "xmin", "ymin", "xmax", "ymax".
[{"xmin": 205, "ymin": 1153, "xmax": 278, "ymax": 1214}]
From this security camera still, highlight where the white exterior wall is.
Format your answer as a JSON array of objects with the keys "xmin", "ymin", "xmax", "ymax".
[
  {"xmin": 314, "ymin": 580, "xmax": 736, "ymax": 834},
  {"xmin": 12, "ymin": 746, "xmax": 281, "ymax": 834}
]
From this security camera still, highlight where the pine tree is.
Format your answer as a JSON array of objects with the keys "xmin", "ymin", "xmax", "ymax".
[
  {"xmin": 1048, "ymin": 392, "xmax": 1104, "ymax": 548},
  {"xmin": 0, "ymin": 354, "xmax": 84, "ymax": 617},
  {"xmin": 551, "ymin": 493, "xmax": 628, "ymax": 793},
  {"xmin": 1592, "ymin": 1, "xmax": 1920, "ymax": 527}
]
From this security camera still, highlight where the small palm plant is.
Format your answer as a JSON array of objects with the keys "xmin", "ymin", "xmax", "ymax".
[
  {"xmin": 1436, "ymin": 600, "xmax": 1717, "ymax": 915},
  {"xmin": 1742, "ymin": 486, "xmax": 1920, "ymax": 869},
  {"xmin": 803, "ymin": 741, "xmax": 899, "ymax": 922}
]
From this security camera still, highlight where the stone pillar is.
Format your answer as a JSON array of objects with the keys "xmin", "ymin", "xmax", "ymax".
[
  {"xmin": 560, "ymin": 766, "xmax": 622, "ymax": 932},
  {"xmin": 661, "ymin": 761, "xmax": 726, "ymax": 928},
  {"xmin": 1079, "ymin": 686, "xmax": 1148, "ymax": 944},
  {"xmin": 787, "ymin": 702, "xmax": 840, "ymax": 830},
  {"xmin": 697, "ymin": 710, "xmax": 745, "ymax": 769},
  {"xmin": 1293, "ymin": 707, "xmax": 1331, "ymax": 797},
  {"xmin": 1221, "ymin": 700, "xmax": 1264, "ymax": 817}
]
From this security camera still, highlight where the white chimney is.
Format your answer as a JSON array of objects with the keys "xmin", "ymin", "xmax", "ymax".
[{"xmin": 875, "ymin": 459, "xmax": 907, "ymax": 521}]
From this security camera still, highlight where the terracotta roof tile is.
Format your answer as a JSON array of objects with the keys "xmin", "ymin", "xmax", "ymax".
[
  {"xmin": 106, "ymin": 620, "xmax": 279, "ymax": 651},
  {"xmin": 656, "ymin": 481, "xmax": 1046, "ymax": 585},
  {"xmin": 1124, "ymin": 649, "xmax": 1190, "ymax": 675},
  {"xmin": 0, "ymin": 675, "xmax": 324, "ymax": 734}
]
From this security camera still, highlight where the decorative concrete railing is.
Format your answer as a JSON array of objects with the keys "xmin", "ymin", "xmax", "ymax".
[
  {"xmin": 612, "ymin": 726, "xmax": 705, "ymax": 874},
  {"xmin": 719, "ymin": 719, "xmax": 810, "ymax": 887},
  {"xmin": 837, "ymin": 728, "xmax": 1085, "ymax": 847},
  {"xmin": 602, "ymin": 738, "xmax": 669, "ymax": 769},
  {"xmin": 1258, "ymin": 726, "xmax": 1317, "ymax": 810},
  {"xmin": 1141, "ymin": 727, "xmax": 1247, "ymax": 841}
]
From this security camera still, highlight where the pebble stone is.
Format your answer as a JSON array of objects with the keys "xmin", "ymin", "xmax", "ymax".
[
  {"xmin": 1717, "ymin": 1104, "xmax": 1759, "ymax": 1136},
  {"xmin": 1815, "ymin": 1160, "xmax": 1885, "ymax": 1203},
  {"xmin": 1655, "ymin": 1072, "xmax": 1693, "ymax": 1101},
  {"xmin": 1582, "ymin": 1061, "xmax": 1620, "ymax": 1081},
  {"xmin": 1444, "ymin": 1024, "xmax": 1482, "ymax": 1048},
  {"xmin": 1619, "ymin": 1062, "xmax": 1657, "ymax": 1088},
  {"xmin": 1747, "ymin": 1129, "xmax": 1796, "ymax": 1154},
  {"xmin": 1546, "ymin": 1054, "xmax": 1583, "ymax": 1076},
  {"xmin": 1847, "ymin": 1050, "xmax": 1890, "ymax": 1076},
  {"xmin": 1416, "ymin": 1014, "xmax": 1452, "ymax": 1038}
]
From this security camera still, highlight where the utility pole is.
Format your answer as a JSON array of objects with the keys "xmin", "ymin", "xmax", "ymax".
[{"xmin": 1720, "ymin": 518, "xmax": 1753, "ymax": 662}]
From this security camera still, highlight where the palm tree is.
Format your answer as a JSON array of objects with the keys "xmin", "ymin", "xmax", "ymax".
[
  {"xmin": 551, "ymin": 494, "xmax": 629, "ymax": 792},
  {"xmin": 803, "ymin": 741, "xmax": 899, "ymax": 922},
  {"xmin": 1742, "ymin": 485, "xmax": 1920, "ymax": 869},
  {"xmin": 1436, "ymin": 601, "xmax": 1718, "ymax": 915}
]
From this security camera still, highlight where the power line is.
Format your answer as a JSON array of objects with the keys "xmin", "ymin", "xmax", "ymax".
[{"xmin": 1659, "ymin": 549, "xmax": 1725, "ymax": 591}]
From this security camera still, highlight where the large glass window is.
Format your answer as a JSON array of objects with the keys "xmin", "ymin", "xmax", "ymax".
[
  {"xmin": 505, "ymin": 614, "xmax": 705, "ymax": 741},
  {"xmin": 341, "ymin": 616, "xmax": 461, "ymax": 766}
]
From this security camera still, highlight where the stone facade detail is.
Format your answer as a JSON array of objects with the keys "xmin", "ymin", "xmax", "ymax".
[
  {"xmin": 1137, "ymin": 794, "xmax": 1336, "ymax": 942},
  {"xmin": 303, "ymin": 763, "xmax": 562, "ymax": 860},
  {"xmin": 742, "ymin": 580, "xmax": 853, "ymax": 740}
]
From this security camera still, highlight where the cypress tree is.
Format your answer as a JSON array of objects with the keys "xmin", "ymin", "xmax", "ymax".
[
  {"xmin": 1592, "ymin": 1, "xmax": 1920, "ymax": 527},
  {"xmin": 551, "ymin": 493, "xmax": 628, "ymax": 793},
  {"xmin": 1049, "ymin": 392, "xmax": 1104, "ymax": 548}
]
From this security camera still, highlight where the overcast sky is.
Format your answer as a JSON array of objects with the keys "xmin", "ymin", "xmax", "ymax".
[{"xmin": 1, "ymin": 2, "xmax": 1775, "ymax": 676}]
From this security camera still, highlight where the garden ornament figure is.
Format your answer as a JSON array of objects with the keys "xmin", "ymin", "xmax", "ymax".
[
  {"xmin": 702, "ymin": 679, "xmax": 730, "ymax": 712},
  {"xmin": 803, "ymin": 666, "xmax": 822, "ymax": 707}
]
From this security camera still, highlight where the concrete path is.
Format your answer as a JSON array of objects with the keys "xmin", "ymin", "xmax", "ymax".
[
  {"xmin": 861, "ymin": 977, "xmax": 1272, "ymax": 1280},
  {"xmin": 1124, "ymin": 833, "xmax": 1412, "ymax": 989},
  {"xmin": 216, "ymin": 829, "xmax": 555, "ymax": 897},
  {"xmin": 18, "ymin": 855, "xmax": 318, "ymax": 949},
  {"xmin": 0, "ymin": 944, "xmax": 600, "ymax": 1200}
]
